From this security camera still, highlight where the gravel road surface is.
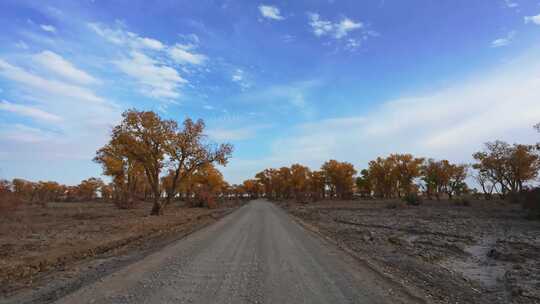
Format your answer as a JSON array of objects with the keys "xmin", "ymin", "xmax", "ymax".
[{"xmin": 53, "ymin": 200, "xmax": 421, "ymax": 304}]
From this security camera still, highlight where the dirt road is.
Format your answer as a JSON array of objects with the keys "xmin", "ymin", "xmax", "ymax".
[{"xmin": 50, "ymin": 200, "xmax": 421, "ymax": 304}]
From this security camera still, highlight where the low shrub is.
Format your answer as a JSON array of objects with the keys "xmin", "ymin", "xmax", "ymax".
[
  {"xmin": 191, "ymin": 191, "xmax": 218, "ymax": 209},
  {"xmin": 402, "ymin": 193, "xmax": 422, "ymax": 206},
  {"xmin": 453, "ymin": 197, "xmax": 471, "ymax": 207},
  {"xmin": 385, "ymin": 201, "xmax": 405, "ymax": 209},
  {"xmin": 0, "ymin": 192, "xmax": 23, "ymax": 213},
  {"xmin": 506, "ymin": 192, "xmax": 522, "ymax": 205},
  {"xmin": 517, "ymin": 188, "xmax": 540, "ymax": 220},
  {"xmin": 113, "ymin": 198, "xmax": 137, "ymax": 209}
]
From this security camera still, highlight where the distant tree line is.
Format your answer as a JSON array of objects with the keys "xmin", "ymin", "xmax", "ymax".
[
  {"xmin": 0, "ymin": 177, "xmax": 105, "ymax": 206},
  {"xmin": 239, "ymin": 160, "xmax": 356, "ymax": 201},
  {"xmin": 2, "ymin": 117, "xmax": 539, "ymax": 215},
  {"xmin": 238, "ymin": 124, "xmax": 540, "ymax": 202}
]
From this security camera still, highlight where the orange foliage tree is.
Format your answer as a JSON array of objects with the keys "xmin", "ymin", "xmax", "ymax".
[
  {"xmin": 242, "ymin": 179, "xmax": 262, "ymax": 199},
  {"xmin": 96, "ymin": 109, "xmax": 232, "ymax": 215},
  {"xmin": 160, "ymin": 118, "xmax": 232, "ymax": 214},
  {"xmin": 365, "ymin": 154, "xmax": 423, "ymax": 198},
  {"xmin": 290, "ymin": 164, "xmax": 311, "ymax": 201},
  {"xmin": 473, "ymin": 141, "xmax": 540, "ymax": 197},
  {"xmin": 422, "ymin": 159, "xmax": 468, "ymax": 200},
  {"xmin": 321, "ymin": 160, "xmax": 356, "ymax": 199}
]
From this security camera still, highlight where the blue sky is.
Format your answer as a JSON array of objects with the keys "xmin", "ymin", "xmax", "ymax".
[{"xmin": 1, "ymin": 0, "xmax": 540, "ymax": 185}]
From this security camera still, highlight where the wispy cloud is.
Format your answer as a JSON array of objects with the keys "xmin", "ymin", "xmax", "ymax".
[
  {"xmin": 282, "ymin": 34, "xmax": 295, "ymax": 43},
  {"xmin": 222, "ymin": 49, "xmax": 540, "ymax": 183},
  {"xmin": 306, "ymin": 13, "xmax": 376, "ymax": 51},
  {"xmin": 503, "ymin": 0, "xmax": 518, "ymax": 8},
  {"xmin": 207, "ymin": 124, "xmax": 271, "ymax": 141},
  {"xmin": 0, "ymin": 100, "xmax": 62, "ymax": 122},
  {"xmin": 88, "ymin": 22, "xmax": 208, "ymax": 100},
  {"xmin": 308, "ymin": 13, "xmax": 362, "ymax": 39},
  {"xmin": 87, "ymin": 23, "xmax": 163, "ymax": 50},
  {"xmin": 0, "ymin": 124, "xmax": 57, "ymax": 143},
  {"xmin": 240, "ymin": 79, "xmax": 321, "ymax": 110},
  {"xmin": 168, "ymin": 44, "xmax": 207, "ymax": 65},
  {"xmin": 33, "ymin": 51, "xmax": 99, "ymax": 85},
  {"xmin": 231, "ymin": 69, "xmax": 251, "ymax": 90},
  {"xmin": 335, "ymin": 18, "xmax": 363, "ymax": 38},
  {"xmin": 524, "ymin": 14, "xmax": 540, "ymax": 25},
  {"xmin": 40, "ymin": 24, "xmax": 56, "ymax": 33},
  {"xmin": 137, "ymin": 37, "xmax": 164, "ymax": 50},
  {"xmin": 259, "ymin": 51, "xmax": 540, "ymax": 172},
  {"xmin": 232, "ymin": 69, "xmax": 244, "ymax": 82},
  {"xmin": 345, "ymin": 38, "xmax": 361, "ymax": 50},
  {"xmin": 258, "ymin": 5, "xmax": 284, "ymax": 20},
  {"xmin": 491, "ymin": 31, "xmax": 516, "ymax": 48},
  {"xmin": 114, "ymin": 51, "xmax": 187, "ymax": 99},
  {"xmin": 0, "ymin": 59, "xmax": 105, "ymax": 104},
  {"xmin": 14, "ymin": 41, "xmax": 29, "ymax": 50},
  {"xmin": 308, "ymin": 13, "xmax": 334, "ymax": 37}
]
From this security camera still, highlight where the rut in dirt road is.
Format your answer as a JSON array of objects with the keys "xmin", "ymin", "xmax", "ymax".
[{"xmin": 53, "ymin": 200, "xmax": 421, "ymax": 304}]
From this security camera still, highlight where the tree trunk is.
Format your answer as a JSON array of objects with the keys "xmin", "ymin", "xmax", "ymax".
[
  {"xmin": 150, "ymin": 197, "xmax": 163, "ymax": 215},
  {"xmin": 149, "ymin": 174, "xmax": 162, "ymax": 215}
]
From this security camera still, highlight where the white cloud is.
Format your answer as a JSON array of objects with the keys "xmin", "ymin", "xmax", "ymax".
[
  {"xmin": 0, "ymin": 100, "xmax": 62, "ymax": 122},
  {"xmin": 491, "ymin": 31, "xmax": 516, "ymax": 47},
  {"xmin": 136, "ymin": 36, "xmax": 164, "ymax": 50},
  {"xmin": 282, "ymin": 34, "xmax": 295, "ymax": 42},
  {"xmin": 15, "ymin": 41, "xmax": 29, "ymax": 49},
  {"xmin": 308, "ymin": 13, "xmax": 363, "ymax": 39},
  {"xmin": 345, "ymin": 38, "xmax": 361, "ymax": 50},
  {"xmin": 207, "ymin": 128, "xmax": 256, "ymax": 141},
  {"xmin": 19, "ymin": 30, "xmax": 56, "ymax": 45},
  {"xmin": 308, "ymin": 13, "xmax": 334, "ymax": 36},
  {"xmin": 40, "ymin": 24, "xmax": 56, "ymax": 33},
  {"xmin": 207, "ymin": 124, "xmax": 271, "ymax": 141},
  {"xmin": 33, "ymin": 51, "xmax": 99, "ymax": 85},
  {"xmin": 224, "ymin": 49, "xmax": 540, "ymax": 183},
  {"xmin": 335, "ymin": 18, "xmax": 363, "ymax": 39},
  {"xmin": 88, "ymin": 23, "xmax": 125, "ymax": 44},
  {"xmin": 503, "ymin": 0, "xmax": 518, "ymax": 8},
  {"xmin": 0, "ymin": 59, "xmax": 105, "ymax": 104},
  {"xmin": 524, "ymin": 14, "xmax": 540, "ymax": 25},
  {"xmin": 168, "ymin": 44, "xmax": 207, "ymax": 65},
  {"xmin": 88, "ymin": 23, "xmax": 165, "ymax": 50},
  {"xmin": 231, "ymin": 69, "xmax": 251, "ymax": 90},
  {"xmin": 232, "ymin": 69, "xmax": 244, "ymax": 82},
  {"xmin": 242, "ymin": 79, "xmax": 320, "ymax": 109},
  {"xmin": 88, "ymin": 22, "xmax": 209, "ymax": 100},
  {"xmin": 203, "ymin": 105, "xmax": 215, "ymax": 110},
  {"xmin": 114, "ymin": 51, "xmax": 187, "ymax": 99},
  {"xmin": 259, "ymin": 5, "xmax": 284, "ymax": 20},
  {"xmin": 0, "ymin": 55, "xmax": 119, "ymax": 171},
  {"xmin": 0, "ymin": 124, "xmax": 56, "ymax": 143}
]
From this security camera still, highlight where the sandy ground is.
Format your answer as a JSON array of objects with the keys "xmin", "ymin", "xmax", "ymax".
[
  {"xmin": 281, "ymin": 199, "xmax": 540, "ymax": 304},
  {"xmin": 0, "ymin": 200, "xmax": 240, "ymax": 301}
]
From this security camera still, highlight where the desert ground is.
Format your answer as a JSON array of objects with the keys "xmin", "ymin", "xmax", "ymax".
[
  {"xmin": 1, "ymin": 198, "xmax": 539, "ymax": 304},
  {"xmin": 0, "ymin": 199, "xmax": 240, "ymax": 303},
  {"xmin": 281, "ymin": 198, "xmax": 540, "ymax": 304},
  {"xmin": 2, "ymin": 200, "xmax": 423, "ymax": 304}
]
